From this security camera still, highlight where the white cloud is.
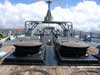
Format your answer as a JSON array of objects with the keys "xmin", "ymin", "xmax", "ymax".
[
  {"xmin": 0, "ymin": 0, "xmax": 48, "ymax": 29},
  {"xmin": 53, "ymin": 1, "xmax": 100, "ymax": 32},
  {"xmin": 0, "ymin": 0, "xmax": 100, "ymax": 32}
]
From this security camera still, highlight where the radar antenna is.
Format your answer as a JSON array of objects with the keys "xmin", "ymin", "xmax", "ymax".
[{"xmin": 44, "ymin": 0, "xmax": 53, "ymax": 22}]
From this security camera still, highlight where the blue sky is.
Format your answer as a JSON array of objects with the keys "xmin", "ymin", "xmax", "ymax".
[{"xmin": 0, "ymin": 0, "xmax": 100, "ymax": 8}]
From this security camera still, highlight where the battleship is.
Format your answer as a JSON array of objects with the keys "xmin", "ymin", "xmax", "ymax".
[{"xmin": 0, "ymin": 0, "xmax": 100, "ymax": 66}]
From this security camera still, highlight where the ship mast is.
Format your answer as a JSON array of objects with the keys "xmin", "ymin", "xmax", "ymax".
[{"xmin": 44, "ymin": 0, "xmax": 53, "ymax": 22}]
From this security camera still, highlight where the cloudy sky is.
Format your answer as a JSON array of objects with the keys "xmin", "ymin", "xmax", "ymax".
[{"xmin": 0, "ymin": 0, "xmax": 100, "ymax": 32}]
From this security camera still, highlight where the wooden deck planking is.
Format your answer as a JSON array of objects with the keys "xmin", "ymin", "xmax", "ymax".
[{"xmin": 0, "ymin": 46, "xmax": 15, "ymax": 53}]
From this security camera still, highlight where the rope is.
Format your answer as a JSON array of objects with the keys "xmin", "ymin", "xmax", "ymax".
[{"xmin": 10, "ymin": 69, "xmax": 49, "ymax": 75}]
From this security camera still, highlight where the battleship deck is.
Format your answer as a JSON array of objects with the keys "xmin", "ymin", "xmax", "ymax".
[
  {"xmin": 0, "ymin": 45, "xmax": 99, "ymax": 66},
  {"xmin": 0, "ymin": 46, "xmax": 100, "ymax": 75}
]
